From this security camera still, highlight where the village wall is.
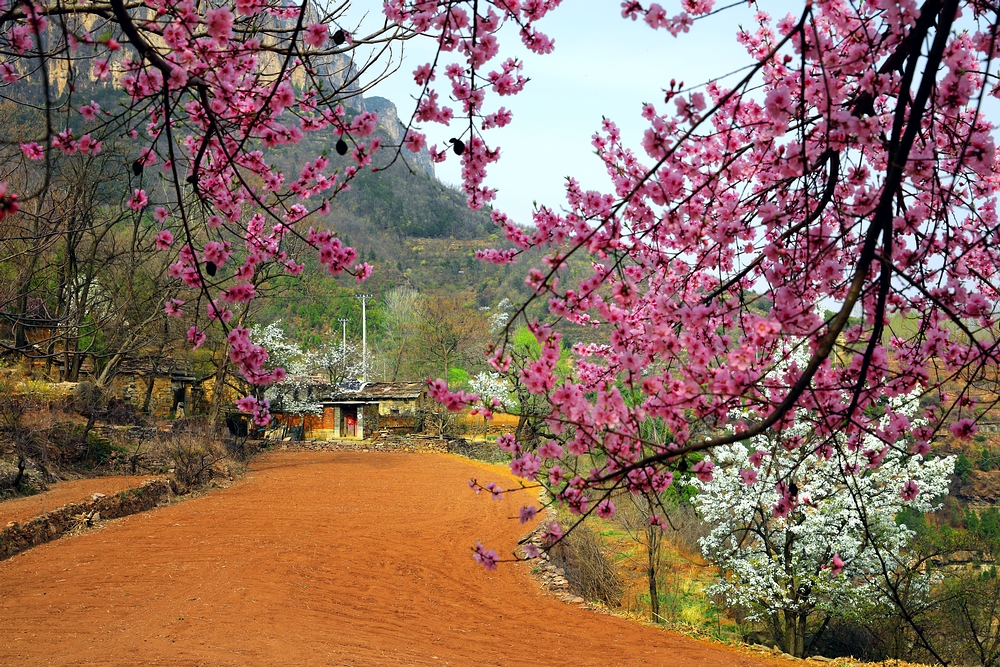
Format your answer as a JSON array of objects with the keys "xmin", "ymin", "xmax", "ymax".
[{"xmin": 109, "ymin": 375, "xmax": 184, "ymax": 418}]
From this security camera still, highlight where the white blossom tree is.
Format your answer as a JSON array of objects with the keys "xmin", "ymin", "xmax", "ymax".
[
  {"xmin": 303, "ymin": 342, "xmax": 364, "ymax": 384},
  {"xmin": 469, "ymin": 371, "xmax": 511, "ymax": 411},
  {"xmin": 693, "ymin": 392, "xmax": 954, "ymax": 657},
  {"xmin": 248, "ymin": 321, "xmax": 307, "ymax": 376}
]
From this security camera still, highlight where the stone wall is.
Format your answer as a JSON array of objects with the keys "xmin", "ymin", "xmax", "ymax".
[
  {"xmin": 109, "ymin": 375, "xmax": 185, "ymax": 418},
  {"xmin": 285, "ymin": 438, "xmax": 449, "ymax": 454},
  {"xmin": 0, "ymin": 479, "xmax": 172, "ymax": 561}
]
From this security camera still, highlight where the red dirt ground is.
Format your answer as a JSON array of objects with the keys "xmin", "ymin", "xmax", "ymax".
[
  {"xmin": 0, "ymin": 451, "xmax": 773, "ymax": 666},
  {"xmin": 0, "ymin": 474, "xmax": 159, "ymax": 526}
]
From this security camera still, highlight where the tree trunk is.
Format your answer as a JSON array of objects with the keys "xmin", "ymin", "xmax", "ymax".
[
  {"xmin": 796, "ymin": 613, "xmax": 807, "ymax": 657},
  {"xmin": 647, "ymin": 523, "xmax": 661, "ymax": 623},
  {"xmin": 12, "ymin": 455, "xmax": 26, "ymax": 489},
  {"xmin": 783, "ymin": 610, "xmax": 808, "ymax": 657},
  {"xmin": 784, "ymin": 610, "xmax": 797, "ymax": 656},
  {"xmin": 648, "ymin": 558, "xmax": 660, "ymax": 622},
  {"xmin": 208, "ymin": 348, "xmax": 230, "ymax": 428}
]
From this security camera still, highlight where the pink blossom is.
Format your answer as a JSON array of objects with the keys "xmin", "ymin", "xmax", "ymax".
[
  {"xmin": 205, "ymin": 8, "xmax": 234, "ymax": 45},
  {"xmin": 127, "ymin": 189, "xmax": 148, "ymax": 211},
  {"xmin": 484, "ymin": 481, "xmax": 503, "ymax": 500},
  {"xmin": 427, "ymin": 378, "xmax": 479, "ymax": 411},
  {"xmin": 740, "ymin": 468, "xmax": 758, "ymax": 486},
  {"xmin": 950, "ymin": 418, "xmax": 977, "ymax": 439},
  {"xmin": 509, "ymin": 452, "xmax": 541, "ymax": 479},
  {"xmin": 472, "ymin": 542, "xmax": 498, "ymax": 570},
  {"xmin": 80, "ymin": 100, "xmax": 99, "ymax": 120},
  {"xmin": 164, "ymin": 299, "xmax": 184, "ymax": 317},
  {"xmin": 221, "ymin": 282, "xmax": 256, "ymax": 303},
  {"xmin": 541, "ymin": 522, "xmax": 563, "ymax": 543},
  {"xmin": 413, "ymin": 63, "xmax": 434, "ymax": 86},
  {"xmin": 153, "ymin": 207, "xmax": 169, "ymax": 224},
  {"xmin": 829, "ymin": 553, "xmax": 845, "ymax": 577},
  {"xmin": 0, "ymin": 183, "xmax": 19, "ymax": 221},
  {"xmin": 235, "ymin": 395, "xmax": 271, "ymax": 426},
  {"xmin": 154, "ymin": 229, "xmax": 174, "ymax": 250},
  {"xmin": 187, "ymin": 326, "xmax": 207, "ymax": 350},
  {"xmin": 353, "ymin": 262, "xmax": 373, "ymax": 282},
  {"xmin": 304, "ymin": 23, "xmax": 329, "ymax": 48},
  {"xmin": 596, "ymin": 499, "xmax": 616, "ymax": 519},
  {"xmin": 900, "ymin": 480, "xmax": 920, "ymax": 502},
  {"xmin": 20, "ymin": 142, "xmax": 44, "ymax": 160},
  {"xmin": 404, "ymin": 130, "xmax": 427, "ymax": 153},
  {"xmin": 76, "ymin": 134, "xmax": 100, "ymax": 155},
  {"xmin": 138, "ymin": 147, "xmax": 158, "ymax": 167},
  {"xmin": 1, "ymin": 63, "xmax": 19, "ymax": 83},
  {"xmin": 691, "ymin": 459, "xmax": 714, "ymax": 482},
  {"xmin": 206, "ymin": 300, "xmax": 233, "ymax": 323},
  {"xmin": 202, "ymin": 241, "xmax": 232, "ymax": 266},
  {"xmin": 91, "ymin": 60, "xmax": 110, "ymax": 80},
  {"xmin": 519, "ymin": 505, "xmax": 537, "ymax": 523},
  {"xmin": 773, "ymin": 497, "xmax": 795, "ymax": 518}
]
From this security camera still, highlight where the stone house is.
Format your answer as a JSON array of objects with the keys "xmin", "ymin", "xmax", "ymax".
[
  {"xmin": 107, "ymin": 358, "xmax": 204, "ymax": 418},
  {"xmin": 269, "ymin": 380, "xmax": 428, "ymax": 440}
]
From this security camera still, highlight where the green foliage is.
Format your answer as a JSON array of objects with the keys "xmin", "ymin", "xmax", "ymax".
[
  {"xmin": 954, "ymin": 452, "xmax": 974, "ymax": 481},
  {"xmin": 510, "ymin": 326, "xmax": 573, "ymax": 377},
  {"xmin": 965, "ymin": 507, "xmax": 981, "ymax": 533},
  {"xmin": 896, "ymin": 507, "xmax": 927, "ymax": 535},
  {"xmin": 448, "ymin": 367, "xmax": 471, "ymax": 388},
  {"xmin": 977, "ymin": 447, "xmax": 998, "ymax": 472},
  {"xmin": 980, "ymin": 507, "xmax": 1000, "ymax": 544},
  {"xmin": 84, "ymin": 432, "xmax": 124, "ymax": 465}
]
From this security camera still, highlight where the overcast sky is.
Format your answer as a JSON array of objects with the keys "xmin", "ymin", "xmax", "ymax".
[{"xmin": 363, "ymin": 1, "xmax": 777, "ymax": 227}]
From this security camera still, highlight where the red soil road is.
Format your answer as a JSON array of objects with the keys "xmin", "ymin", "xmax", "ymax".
[
  {"xmin": 0, "ymin": 451, "xmax": 770, "ymax": 667},
  {"xmin": 0, "ymin": 475, "xmax": 159, "ymax": 526}
]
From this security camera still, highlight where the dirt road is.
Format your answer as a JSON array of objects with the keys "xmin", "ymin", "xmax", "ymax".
[{"xmin": 0, "ymin": 451, "xmax": 770, "ymax": 666}]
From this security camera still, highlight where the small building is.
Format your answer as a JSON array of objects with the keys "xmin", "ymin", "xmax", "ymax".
[
  {"xmin": 108, "ymin": 357, "xmax": 204, "ymax": 418},
  {"xmin": 269, "ymin": 380, "xmax": 428, "ymax": 440}
]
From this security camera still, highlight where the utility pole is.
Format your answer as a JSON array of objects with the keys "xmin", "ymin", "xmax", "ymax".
[
  {"xmin": 355, "ymin": 294, "xmax": 372, "ymax": 381},
  {"xmin": 338, "ymin": 317, "xmax": 349, "ymax": 381}
]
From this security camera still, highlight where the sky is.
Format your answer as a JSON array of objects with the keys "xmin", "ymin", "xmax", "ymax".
[{"xmin": 360, "ymin": 1, "xmax": 782, "ymax": 227}]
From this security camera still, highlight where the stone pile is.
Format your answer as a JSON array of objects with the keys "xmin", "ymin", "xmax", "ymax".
[{"xmin": 519, "ymin": 512, "xmax": 587, "ymax": 606}]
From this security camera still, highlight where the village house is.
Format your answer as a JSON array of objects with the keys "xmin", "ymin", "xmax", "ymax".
[{"xmin": 268, "ymin": 380, "xmax": 429, "ymax": 440}]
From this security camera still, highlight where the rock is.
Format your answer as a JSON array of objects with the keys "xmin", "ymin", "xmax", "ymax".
[{"xmin": 808, "ymin": 657, "xmax": 833, "ymax": 663}]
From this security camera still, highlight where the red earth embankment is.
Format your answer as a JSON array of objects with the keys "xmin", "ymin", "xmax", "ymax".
[
  {"xmin": 0, "ymin": 451, "xmax": 771, "ymax": 666},
  {"xmin": 0, "ymin": 474, "xmax": 158, "ymax": 526}
]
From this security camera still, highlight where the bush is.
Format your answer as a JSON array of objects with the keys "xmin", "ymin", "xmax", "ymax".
[
  {"xmin": 549, "ymin": 524, "xmax": 625, "ymax": 607},
  {"xmin": 84, "ymin": 431, "xmax": 124, "ymax": 465},
  {"xmin": 0, "ymin": 379, "xmax": 52, "ymax": 493}
]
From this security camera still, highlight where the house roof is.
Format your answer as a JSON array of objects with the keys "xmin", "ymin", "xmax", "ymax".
[{"xmin": 322, "ymin": 381, "xmax": 426, "ymax": 402}]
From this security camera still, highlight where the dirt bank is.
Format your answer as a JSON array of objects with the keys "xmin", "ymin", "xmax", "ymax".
[
  {"xmin": 0, "ymin": 451, "xmax": 770, "ymax": 667},
  {"xmin": 0, "ymin": 474, "xmax": 158, "ymax": 526}
]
